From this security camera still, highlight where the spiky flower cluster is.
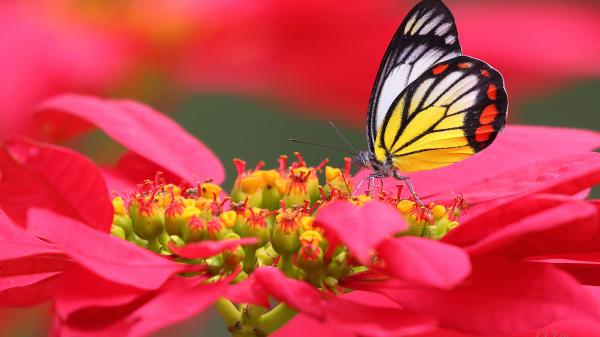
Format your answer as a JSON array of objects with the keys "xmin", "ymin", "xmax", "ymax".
[{"xmin": 111, "ymin": 153, "xmax": 466, "ymax": 287}]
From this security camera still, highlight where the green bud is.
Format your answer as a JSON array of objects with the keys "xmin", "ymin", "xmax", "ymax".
[
  {"xmin": 271, "ymin": 225, "xmax": 300, "ymax": 256},
  {"xmin": 112, "ymin": 214, "xmax": 133, "ymax": 238},
  {"xmin": 182, "ymin": 217, "xmax": 206, "ymax": 243},
  {"xmin": 262, "ymin": 186, "xmax": 281, "ymax": 211},
  {"xmin": 110, "ymin": 225, "xmax": 126, "ymax": 239},
  {"xmin": 132, "ymin": 206, "xmax": 164, "ymax": 240}
]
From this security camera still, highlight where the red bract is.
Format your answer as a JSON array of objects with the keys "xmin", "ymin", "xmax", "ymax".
[
  {"xmin": 355, "ymin": 125, "xmax": 600, "ymax": 202},
  {"xmin": 0, "ymin": 2, "xmax": 131, "ymax": 140},
  {"xmin": 35, "ymin": 94, "xmax": 225, "ymax": 186},
  {"xmin": 0, "ymin": 137, "xmax": 113, "ymax": 230}
]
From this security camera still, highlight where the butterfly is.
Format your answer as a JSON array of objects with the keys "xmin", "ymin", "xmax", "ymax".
[{"xmin": 352, "ymin": 0, "xmax": 508, "ymax": 202}]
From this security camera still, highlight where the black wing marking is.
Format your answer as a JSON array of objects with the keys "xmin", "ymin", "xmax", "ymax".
[{"xmin": 366, "ymin": 0, "xmax": 462, "ymax": 154}]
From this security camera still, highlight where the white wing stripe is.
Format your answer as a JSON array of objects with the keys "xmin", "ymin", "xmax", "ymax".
[{"xmin": 420, "ymin": 15, "xmax": 443, "ymax": 35}]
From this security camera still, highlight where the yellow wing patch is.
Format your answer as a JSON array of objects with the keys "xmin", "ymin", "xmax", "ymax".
[{"xmin": 373, "ymin": 56, "xmax": 508, "ymax": 173}]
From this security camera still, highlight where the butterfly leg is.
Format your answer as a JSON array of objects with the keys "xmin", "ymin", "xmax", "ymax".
[
  {"xmin": 393, "ymin": 172, "xmax": 425, "ymax": 208},
  {"xmin": 353, "ymin": 176, "xmax": 369, "ymax": 197}
]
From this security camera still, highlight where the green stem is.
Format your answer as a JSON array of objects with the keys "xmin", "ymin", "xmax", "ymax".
[
  {"xmin": 215, "ymin": 297, "xmax": 241, "ymax": 326},
  {"xmin": 278, "ymin": 254, "xmax": 295, "ymax": 277},
  {"xmin": 257, "ymin": 303, "xmax": 297, "ymax": 335},
  {"xmin": 243, "ymin": 247, "xmax": 258, "ymax": 274}
]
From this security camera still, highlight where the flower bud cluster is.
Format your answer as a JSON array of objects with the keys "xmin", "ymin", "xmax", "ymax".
[{"xmin": 111, "ymin": 154, "xmax": 467, "ymax": 288}]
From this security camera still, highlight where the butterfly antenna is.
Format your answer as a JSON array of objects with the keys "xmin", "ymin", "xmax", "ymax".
[
  {"xmin": 328, "ymin": 121, "xmax": 359, "ymax": 154},
  {"xmin": 289, "ymin": 138, "xmax": 355, "ymax": 155}
]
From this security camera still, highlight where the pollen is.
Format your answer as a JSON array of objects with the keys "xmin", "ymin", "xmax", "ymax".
[{"xmin": 200, "ymin": 183, "xmax": 222, "ymax": 199}]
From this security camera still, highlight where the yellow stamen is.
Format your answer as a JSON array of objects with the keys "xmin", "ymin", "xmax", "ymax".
[
  {"xmin": 262, "ymin": 170, "xmax": 280, "ymax": 187},
  {"xmin": 275, "ymin": 179, "xmax": 289, "ymax": 195},
  {"xmin": 112, "ymin": 197, "xmax": 126, "ymax": 216},
  {"xmin": 300, "ymin": 230, "xmax": 322, "ymax": 245},
  {"xmin": 325, "ymin": 166, "xmax": 341, "ymax": 182},
  {"xmin": 432, "ymin": 205, "xmax": 447, "ymax": 220},
  {"xmin": 300, "ymin": 216, "xmax": 315, "ymax": 231},
  {"xmin": 182, "ymin": 206, "xmax": 202, "ymax": 219},
  {"xmin": 240, "ymin": 176, "xmax": 262, "ymax": 194},
  {"xmin": 397, "ymin": 200, "xmax": 415, "ymax": 214},
  {"xmin": 220, "ymin": 210, "xmax": 237, "ymax": 228}
]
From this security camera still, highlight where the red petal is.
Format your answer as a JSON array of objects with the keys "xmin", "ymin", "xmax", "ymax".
[
  {"xmin": 378, "ymin": 237, "xmax": 471, "ymax": 289},
  {"xmin": 315, "ymin": 201, "xmax": 407, "ymax": 264},
  {"xmin": 54, "ymin": 276, "xmax": 226, "ymax": 337},
  {"xmin": 0, "ymin": 137, "xmax": 112, "ymax": 231},
  {"xmin": 169, "ymin": 237, "xmax": 258, "ymax": 259},
  {"xmin": 0, "ymin": 209, "xmax": 61, "ymax": 258},
  {"xmin": 379, "ymin": 257, "xmax": 600, "ymax": 334},
  {"xmin": 54, "ymin": 266, "xmax": 146, "ymax": 320},
  {"xmin": 252, "ymin": 267, "xmax": 325, "ymax": 318},
  {"xmin": 462, "ymin": 200, "xmax": 599, "ymax": 257},
  {"xmin": 226, "ymin": 276, "xmax": 270, "ymax": 308},
  {"xmin": 445, "ymin": 195, "xmax": 600, "ymax": 258},
  {"xmin": 441, "ymin": 152, "xmax": 600, "ymax": 203},
  {"xmin": 355, "ymin": 126, "xmax": 600, "ymax": 199},
  {"xmin": 34, "ymin": 94, "xmax": 225, "ymax": 184},
  {"xmin": 326, "ymin": 297, "xmax": 436, "ymax": 336},
  {"xmin": 27, "ymin": 208, "xmax": 183, "ymax": 290}
]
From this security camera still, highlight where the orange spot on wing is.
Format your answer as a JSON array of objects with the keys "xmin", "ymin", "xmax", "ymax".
[
  {"xmin": 458, "ymin": 63, "xmax": 472, "ymax": 69},
  {"xmin": 487, "ymin": 84, "xmax": 497, "ymax": 100},
  {"xmin": 481, "ymin": 69, "xmax": 491, "ymax": 78},
  {"xmin": 475, "ymin": 125, "xmax": 495, "ymax": 142},
  {"xmin": 432, "ymin": 64, "xmax": 448, "ymax": 75},
  {"xmin": 480, "ymin": 104, "xmax": 499, "ymax": 125}
]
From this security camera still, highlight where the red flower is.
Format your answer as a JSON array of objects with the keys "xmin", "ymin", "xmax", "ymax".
[
  {"xmin": 2, "ymin": 94, "xmax": 600, "ymax": 336},
  {"xmin": 0, "ymin": 2, "xmax": 132, "ymax": 139}
]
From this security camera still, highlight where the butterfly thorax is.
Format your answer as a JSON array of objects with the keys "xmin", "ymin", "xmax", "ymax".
[{"xmin": 352, "ymin": 151, "xmax": 396, "ymax": 178}]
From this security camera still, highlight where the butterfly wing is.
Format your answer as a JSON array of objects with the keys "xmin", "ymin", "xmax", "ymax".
[
  {"xmin": 366, "ymin": 0, "xmax": 462, "ymax": 153},
  {"xmin": 374, "ymin": 55, "xmax": 508, "ymax": 173}
]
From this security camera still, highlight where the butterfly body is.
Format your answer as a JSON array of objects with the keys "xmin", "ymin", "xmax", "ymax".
[{"xmin": 356, "ymin": 0, "xmax": 508, "ymax": 194}]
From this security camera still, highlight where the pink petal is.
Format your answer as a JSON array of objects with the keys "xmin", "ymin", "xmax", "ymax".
[
  {"xmin": 439, "ymin": 152, "xmax": 600, "ymax": 204},
  {"xmin": 0, "ymin": 137, "xmax": 112, "ymax": 231},
  {"xmin": 27, "ymin": 208, "xmax": 183, "ymax": 290},
  {"xmin": 124, "ymin": 278, "xmax": 228, "ymax": 337},
  {"xmin": 252, "ymin": 267, "xmax": 326, "ymax": 318},
  {"xmin": 35, "ymin": 94, "xmax": 225, "ymax": 184},
  {"xmin": 462, "ymin": 200, "xmax": 599, "ymax": 257},
  {"xmin": 54, "ymin": 276, "xmax": 226, "ymax": 337},
  {"xmin": 378, "ymin": 237, "xmax": 471, "ymax": 289},
  {"xmin": 326, "ymin": 297, "xmax": 436, "ymax": 337},
  {"xmin": 273, "ymin": 313, "xmax": 352, "ymax": 337},
  {"xmin": 170, "ymin": 237, "xmax": 258, "ymax": 259},
  {"xmin": 379, "ymin": 256, "xmax": 600, "ymax": 334},
  {"xmin": 54, "ymin": 266, "xmax": 146, "ymax": 320},
  {"xmin": 226, "ymin": 275, "xmax": 270, "ymax": 308},
  {"xmin": 355, "ymin": 126, "xmax": 600, "ymax": 200},
  {"xmin": 315, "ymin": 201, "xmax": 407, "ymax": 264},
  {"xmin": 0, "ymin": 209, "xmax": 61, "ymax": 258},
  {"xmin": 0, "ymin": 273, "xmax": 59, "ymax": 307}
]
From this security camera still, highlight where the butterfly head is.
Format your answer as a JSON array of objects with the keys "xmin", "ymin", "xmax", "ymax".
[{"xmin": 352, "ymin": 151, "xmax": 395, "ymax": 177}]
